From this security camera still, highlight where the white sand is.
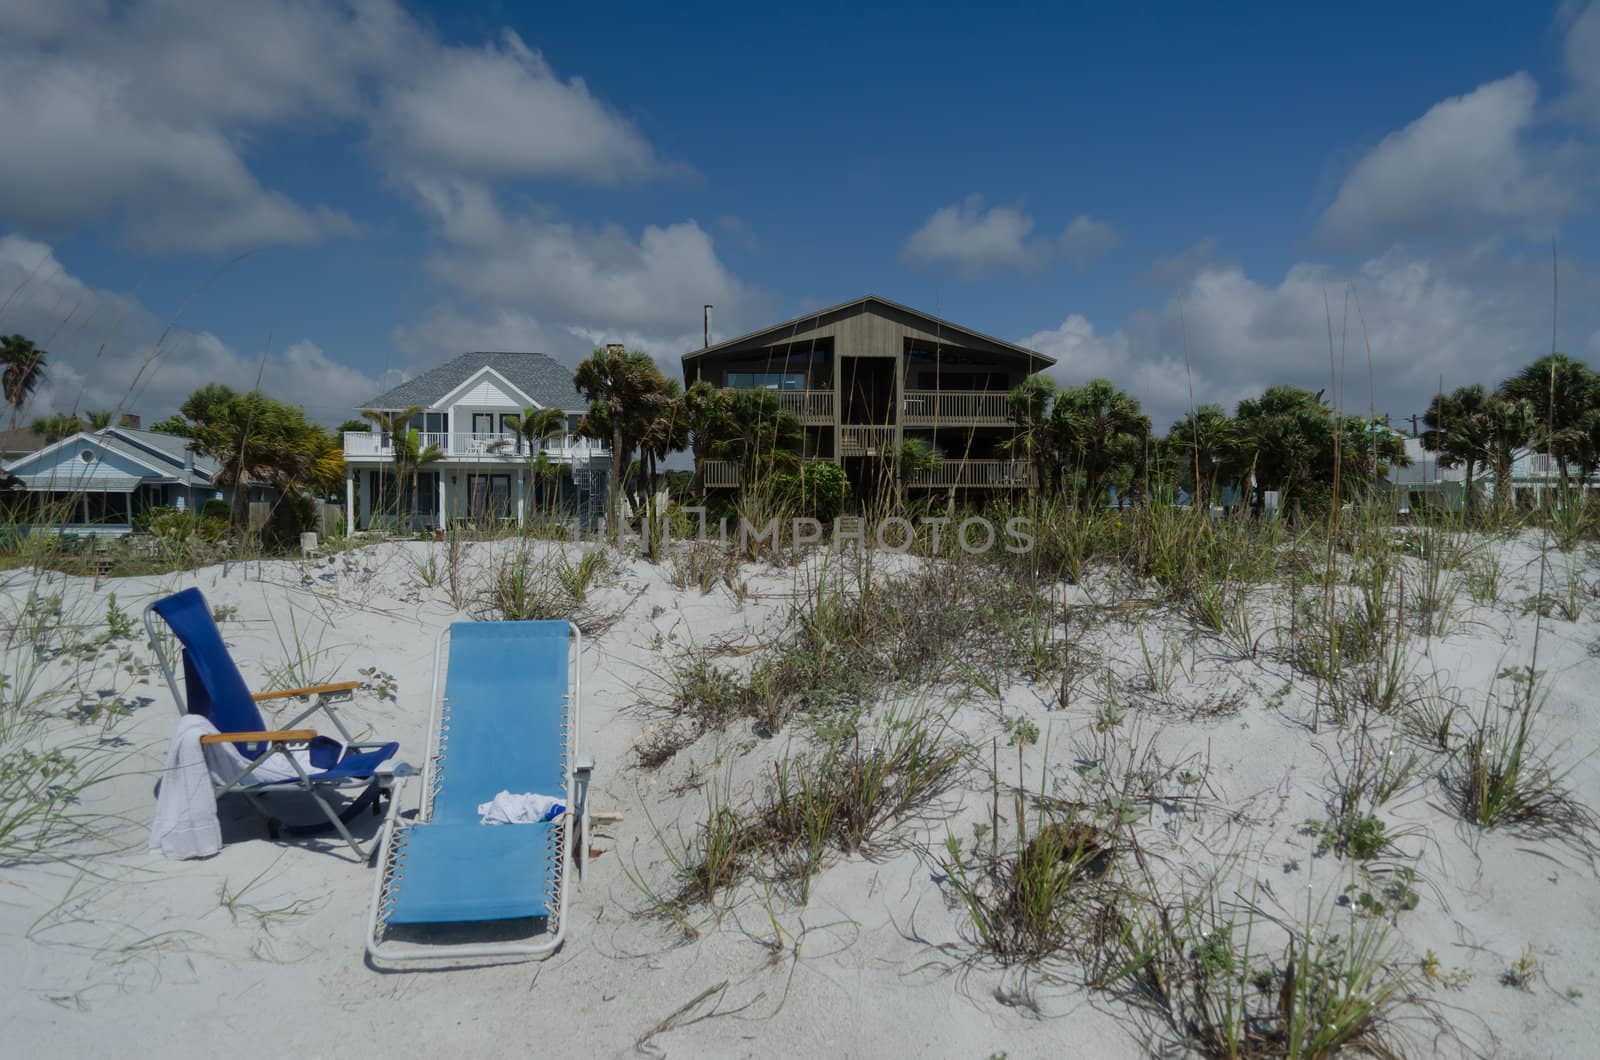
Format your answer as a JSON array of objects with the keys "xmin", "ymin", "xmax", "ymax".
[{"xmin": 2, "ymin": 533, "xmax": 1598, "ymax": 1058}]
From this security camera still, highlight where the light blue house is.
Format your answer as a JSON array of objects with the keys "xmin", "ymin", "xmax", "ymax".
[{"xmin": 1, "ymin": 427, "xmax": 257, "ymax": 535}]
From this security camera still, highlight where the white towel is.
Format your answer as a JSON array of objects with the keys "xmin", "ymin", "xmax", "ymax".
[
  {"xmin": 477, "ymin": 790, "xmax": 566, "ymax": 825},
  {"xmin": 150, "ymin": 715, "xmax": 224, "ymax": 859},
  {"xmin": 149, "ymin": 717, "xmax": 341, "ymax": 859}
]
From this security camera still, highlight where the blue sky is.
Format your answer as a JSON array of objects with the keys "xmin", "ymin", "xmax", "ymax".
[{"xmin": 1, "ymin": 0, "xmax": 1597, "ymax": 430}]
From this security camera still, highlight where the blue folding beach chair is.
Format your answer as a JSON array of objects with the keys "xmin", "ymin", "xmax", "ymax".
[
  {"xmin": 365, "ymin": 621, "xmax": 592, "ymax": 964},
  {"xmin": 144, "ymin": 587, "xmax": 401, "ymax": 859}
]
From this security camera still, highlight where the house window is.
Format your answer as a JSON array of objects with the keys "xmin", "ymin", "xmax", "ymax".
[
  {"xmin": 466, "ymin": 473, "xmax": 512, "ymax": 521},
  {"xmin": 471, "ymin": 413, "xmax": 496, "ymax": 436},
  {"xmin": 726, "ymin": 371, "xmax": 806, "ymax": 391},
  {"xmin": 408, "ymin": 412, "xmax": 446, "ymax": 436}
]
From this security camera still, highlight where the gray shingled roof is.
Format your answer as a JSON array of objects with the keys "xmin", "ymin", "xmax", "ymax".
[
  {"xmin": 363, "ymin": 352, "xmax": 581, "ymax": 412},
  {"xmin": 109, "ymin": 427, "xmax": 221, "ymax": 479}
]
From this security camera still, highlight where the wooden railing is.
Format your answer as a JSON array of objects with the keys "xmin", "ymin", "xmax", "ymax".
[
  {"xmin": 901, "ymin": 391, "xmax": 1011, "ymax": 426},
  {"xmin": 720, "ymin": 388, "xmax": 834, "ymax": 424},
  {"xmin": 840, "ymin": 426, "xmax": 896, "ymax": 456},
  {"xmin": 904, "ymin": 460, "xmax": 1036, "ymax": 488},
  {"xmin": 700, "ymin": 459, "xmax": 742, "ymax": 488}
]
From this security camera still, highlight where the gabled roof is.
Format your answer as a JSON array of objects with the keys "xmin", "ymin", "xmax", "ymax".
[
  {"xmin": 682, "ymin": 294, "xmax": 1055, "ymax": 366},
  {"xmin": 363, "ymin": 352, "xmax": 581, "ymax": 411},
  {"xmin": 3, "ymin": 427, "xmax": 218, "ymax": 486},
  {"xmin": 107, "ymin": 427, "xmax": 220, "ymax": 480}
]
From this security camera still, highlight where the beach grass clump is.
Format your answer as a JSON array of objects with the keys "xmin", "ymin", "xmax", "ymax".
[
  {"xmin": 476, "ymin": 542, "xmax": 618, "ymax": 632},
  {"xmin": 1455, "ymin": 698, "xmax": 1597, "ymax": 842},
  {"xmin": 648, "ymin": 698, "xmax": 969, "ymax": 912},
  {"xmin": 759, "ymin": 698, "xmax": 970, "ymax": 894},
  {"xmin": 941, "ymin": 810, "xmax": 1117, "ymax": 964},
  {"xmin": 0, "ymin": 593, "xmax": 120, "ymax": 864},
  {"xmin": 1103, "ymin": 882, "xmax": 1411, "ymax": 1059}
]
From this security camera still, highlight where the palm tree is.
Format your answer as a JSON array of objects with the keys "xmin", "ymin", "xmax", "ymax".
[
  {"xmin": 713, "ymin": 389, "xmax": 802, "ymax": 486},
  {"xmin": 1488, "ymin": 395, "xmax": 1537, "ymax": 514},
  {"xmin": 1420, "ymin": 385, "xmax": 1495, "ymax": 516},
  {"xmin": 1049, "ymin": 379, "xmax": 1150, "ymax": 506},
  {"xmin": 361, "ymin": 405, "xmax": 423, "ymax": 527},
  {"xmin": 2, "ymin": 335, "xmax": 47, "ymax": 430},
  {"xmin": 1499, "ymin": 354, "xmax": 1600, "ymax": 490},
  {"xmin": 188, "ymin": 390, "xmax": 308, "ymax": 528},
  {"xmin": 1234, "ymin": 386, "xmax": 1334, "ymax": 516},
  {"xmin": 574, "ymin": 346, "xmax": 668, "ymax": 542},
  {"xmin": 84, "ymin": 410, "xmax": 114, "ymax": 430},
  {"xmin": 1000, "ymin": 376, "xmax": 1056, "ymax": 496},
  {"xmin": 684, "ymin": 379, "xmax": 728, "ymax": 494},
  {"xmin": 637, "ymin": 380, "xmax": 689, "ymax": 559},
  {"xmin": 515, "ymin": 407, "xmax": 568, "ymax": 522},
  {"xmin": 1164, "ymin": 403, "xmax": 1239, "ymax": 510},
  {"xmin": 30, "ymin": 412, "xmax": 83, "ymax": 443}
]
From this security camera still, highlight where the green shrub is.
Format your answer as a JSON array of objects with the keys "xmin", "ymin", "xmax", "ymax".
[{"xmin": 770, "ymin": 461, "xmax": 849, "ymax": 522}]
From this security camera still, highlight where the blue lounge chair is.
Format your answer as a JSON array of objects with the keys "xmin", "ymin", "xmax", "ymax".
[
  {"xmin": 365, "ymin": 620, "xmax": 592, "ymax": 964},
  {"xmin": 143, "ymin": 587, "xmax": 401, "ymax": 859}
]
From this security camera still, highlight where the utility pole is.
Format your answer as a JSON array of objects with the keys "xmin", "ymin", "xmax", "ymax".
[
  {"xmin": 1408, "ymin": 413, "xmax": 1421, "ymax": 438},
  {"xmin": 703, "ymin": 305, "xmax": 713, "ymax": 349}
]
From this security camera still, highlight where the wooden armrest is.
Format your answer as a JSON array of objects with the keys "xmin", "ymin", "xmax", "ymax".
[
  {"xmin": 251, "ymin": 680, "xmax": 361, "ymax": 703},
  {"xmin": 200, "ymin": 729, "xmax": 317, "ymax": 746}
]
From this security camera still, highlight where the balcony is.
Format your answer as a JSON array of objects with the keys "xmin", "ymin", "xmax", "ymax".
[
  {"xmin": 343, "ymin": 431, "xmax": 608, "ymax": 461},
  {"xmin": 901, "ymin": 391, "xmax": 1012, "ymax": 426},
  {"xmin": 720, "ymin": 387, "xmax": 834, "ymax": 425},
  {"xmin": 839, "ymin": 425, "xmax": 896, "ymax": 456},
  {"xmin": 701, "ymin": 459, "xmax": 742, "ymax": 488},
  {"xmin": 903, "ymin": 459, "xmax": 1036, "ymax": 489}
]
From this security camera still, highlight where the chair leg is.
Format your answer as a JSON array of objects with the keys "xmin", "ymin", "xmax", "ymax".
[
  {"xmin": 574, "ymin": 757, "xmax": 594, "ymax": 879},
  {"xmin": 306, "ymin": 786, "xmax": 371, "ymax": 860}
]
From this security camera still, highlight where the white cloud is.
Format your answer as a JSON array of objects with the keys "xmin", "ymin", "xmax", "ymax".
[
  {"xmin": 1320, "ymin": 74, "xmax": 1578, "ymax": 244},
  {"xmin": 1141, "ymin": 238, "xmax": 1219, "ymax": 290},
  {"xmin": 1562, "ymin": 1, "xmax": 1600, "ymax": 126},
  {"xmin": 374, "ymin": 30, "xmax": 663, "ymax": 185},
  {"xmin": 1059, "ymin": 215, "xmax": 1119, "ymax": 269},
  {"xmin": 393, "ymin": 305, "xmax": 563, "ymax": 361},
  {"xmin": 0, "ymin": 1, "xmax": 668, "ymax": 253},
  {"xmin": 902, "ymin": 196, "xmax": 1046, "ymax": 273},
  {"xmin": 1021, "ymin": 244, "xmax": 1599, "ymax": 432},
  {"xmin": 409, "ymin": 183, "xmax": 765, "ymax": 358},
  {"xmin": 0, "ymin": 235, "xmax": 382, "ymax": 423}
]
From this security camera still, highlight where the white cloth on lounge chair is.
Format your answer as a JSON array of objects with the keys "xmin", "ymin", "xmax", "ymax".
[
  {"xmin": 477, "ymin": 790, "xmax": 566, "ymax": 825},
  {"xmin": 149, "ymin": 717, "xmax": 342, "ymax": 860},
  {"xmin": 150, "ymin": 716, "xmax": 225, "ymax": 859}
]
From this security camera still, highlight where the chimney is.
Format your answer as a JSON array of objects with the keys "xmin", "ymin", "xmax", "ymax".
[
  {"xmin": 605, "ymin": 343, "xmax": 625, "ymax": 356},
  {"xmin": 703, "ymin": 304, "xmax": 713, "ymax": 349},
  {"xmin": 120, "ymin": 413, "xmax": 141, "ymax": 429}
]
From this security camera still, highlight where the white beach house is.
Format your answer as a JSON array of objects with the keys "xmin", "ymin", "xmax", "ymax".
[{"xmin": 344, "ymin": 351, "xmax": 608, "ymax": 533}]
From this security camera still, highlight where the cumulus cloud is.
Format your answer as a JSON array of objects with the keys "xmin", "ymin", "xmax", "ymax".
[
  {"xmin": 1142, "ymin": 238, "xmax": 1219, "ymax": 290},
  {"xmin": 374, "ymin": 30, "xmax": 663, "ymax": 185},
  {"xmin": 1059, "ymin": 215, "xmax": 1119, "ymax": 269},
  {"xmin": 1562, "ymin": 1, "xmax": 1600, "ymax": 126},
  {"xmin": 902, "ymin": 196, "xmax": 1046, "ymax": 274},
  {"xmin": 0, "ymin": 1, "xmax": 668, "ymax": 253},
  {"xmin": 1021, "ymin": 244, "xmax": 1598, "ymax": 431},
  {"xmin": 1320, "ymin": 74, "xmax": 1579, "ymax": 244},
  {"xmin": 0, "ymin": 234, "xmax": 383, "ymax": 423},
  {"xmin": 407, "ymin": 181, "xmax": 767, "ymax": 359}
]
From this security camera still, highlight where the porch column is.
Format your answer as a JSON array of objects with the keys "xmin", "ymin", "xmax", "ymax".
[
  {"xmin": 438, "ymin": 474, "xmax": 448, "ymax": 527},
  {"xmin": 515, "ymin": 469, "xmax": 526, "ymax": 527},
  {"xmin": 345, "ymin": 468, "xmax": 355, "ymax": 536}
]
